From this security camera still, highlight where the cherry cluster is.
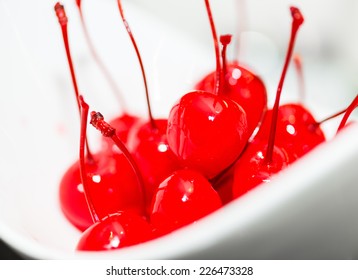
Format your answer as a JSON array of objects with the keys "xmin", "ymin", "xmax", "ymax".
[{"xmin": 54, "ymin": 1, "xmax": 357, "ymax": 251}]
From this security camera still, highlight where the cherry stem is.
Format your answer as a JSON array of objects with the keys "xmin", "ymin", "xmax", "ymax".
[
  {"xmin": 204, "ymin": 0, "xmax": 222, "ymax": 96},
  {"xmin": 78, "ymin": 96, "xmax": 100, "ymax": 224},
  {"xmin": 90, "ymin": 111, "xmax": 147, "ymax": 210},
  {"xmin": 116, "ymin": 0, "xmax": 156, "ymax": 129},
  {"xmin": 55, "ymin": 3, "xmax": 80, "ymax": 110},
  {"xmin": 293, "ymin": 54, "xmax": 305, "ymax": 102},
  {"xmin": 265, "ymin": 7, "xmax": 304, "ymax": 164},
  {"xmin": 337, "ymin": 94, "xmax": 358, "ymax": 132},
  {"xmin": 75, "ymin": 2, "xmax": 127, "ymax": 111},
  {"xmin": 316, "ymin": 108, "xmax": 347, "ymax": 126},
  {"xmin": 76, "ymin": 0, "xmax": 81, "ymax": 10},
  {"xmin": 220, "ymin": 34, "xmax": 232, "ymax": 93},
  {"xmin": 55, "ymin": 2, "xmax": 93, "ymax": 161}
]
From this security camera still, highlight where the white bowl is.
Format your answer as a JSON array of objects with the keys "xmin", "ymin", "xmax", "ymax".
[{"xmin": 0, "ymin": 0, "xmax": 357, "ymax": 259}]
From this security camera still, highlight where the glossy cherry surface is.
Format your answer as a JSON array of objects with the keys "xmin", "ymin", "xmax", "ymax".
[
  {"xmin": 167, "ymin": 90, "xmax": 248, "ymax": 179},
  {"xmin": 60, "ymin": 148, "xmax": 144, "ymax": 231},
  {"xmin": 232, "ymin": 140, "xmax": 292, "ymax": 198},
  {"xmin": 77, "ymin": 212, "xmax": 152, "ymax": 251},
  {"xmin": 256, "ymin": 104, "xmax": 325, "ymax": 160},
  {"xmin": 128, "ymin": 119, "xmax": 181, "ymax": 207},
  {"xmin": 196, "ymin": 63, "xmax": 267, "ymax": 139},
  {"xmin": 150, "ymin": 169, "xmax": 222, "ymax": 236}
]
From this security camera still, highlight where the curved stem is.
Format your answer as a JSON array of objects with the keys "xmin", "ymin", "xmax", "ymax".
[
  {"xmin": 90, "ymin": 111, "xmax": 146, "ymax": 211},
  {"xmin": 54, "ymin": 2, "xmax": 93, "ymax": 161},
  {"xmin": 265, "ymin": 7, "xmax": 304, "ymax": 164},
  {"xmin": 116, "ymin": 0, "xmax": 156, "ymax": 129},
  {"xmin": 78, "ymin": 96, "xmax": 100, "ymax": 224},
  {"xmin": 204, "ymin": 0, "xmax": 222, "ymax": 96},
  {"xmin": 75, "ymin": 2, "xmax": 127, "ymax": 111},
  {"xmin": 316, "ymin": 108, "xmax": 346, "ymax": 126},
  {"xmin": 337, "ymin": 94, "xmax": 358, "ymax": 132}
]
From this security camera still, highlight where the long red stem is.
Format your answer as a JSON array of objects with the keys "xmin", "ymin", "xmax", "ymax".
[
  {"xmin": 204, "ymin": 0, "xmax": 222, "ymax": 96},
  {"xmin": 90, "ymin": 112, "xmax": 146, "ymax": 209},
  {"xmin": 78, "ymin": 96, "xmax": 99, "ymax": 223},
  {"xmin": 316, "ymin": 108, "xmax": 347, "ymax": 125},
  {"xmin": 75, "ymin": 1, "xmax": 127, "ymax": 111},
  {"xmin": 265, "ymin": 7, "xmax": 304, "ymax": 164},
  {"xmin": 55, "ymin": 3, "xmax": 80, "ymax": 110},
  {"xmin": 337, "ymin": 94, "xmax": 358, "ymax": 132},
  {"xmin": 76, "ymin": 0, "xmax": 81, "ymax": 10},
  {"xmin": 55, "ymin": 2, "xmax": 93, "ymax": 161},
  {"xmin": 116, "ymin": 0, "xmax": 156, "ymax": 129}
]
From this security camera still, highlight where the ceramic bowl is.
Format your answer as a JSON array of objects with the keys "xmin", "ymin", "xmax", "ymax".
[{"xmin": 0, "ymin": 0, "xmax": 357, "ymax": 259}]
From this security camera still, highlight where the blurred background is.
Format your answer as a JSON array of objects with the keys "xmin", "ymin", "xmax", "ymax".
[{"xmin": 116, "ymin": 0, "xmax": 358, "ymax": 128}]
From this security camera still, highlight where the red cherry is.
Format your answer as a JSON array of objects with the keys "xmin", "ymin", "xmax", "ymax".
[
  {"xmin": 196, "ymin": 63, "xmax": 267, "ymax": 137},
  {"xmin": 55, "ymin": 3, "xmax": 145, "ymax": 231},
  {"xmin": 167, "ymin": 1, "xmax": 249, "ymax": 179},
  {"xmin": 257, "ymin": 95, "xmax": 358, "ymax": 160},
  {"xmin": 167, "ymin": 90, "xmax": 248, "ymax": 179},
  {"xmin": 127, "ymin": 119, "xmax": 181, "ymax": 207},
  {"xmin": 232, "ymin": 140, "xmax": 292, "ymax": 198},
  {"xmin": 233, "ymin": 6, "xmax": 304, "ymax": 198},
  {"xmin": 256, "ymin": 104, "xmax": 325, "ymax": 160},
  {"xmin": 90, "ymin": 112, "xmax": 177, "ymax": 213},
  {"xmin": 108, "ymin": 114, "xmax": 141, "ymax": 144},
  {"xmin": 59, "ymin": 151, "xmax": 144, "ymax": 231},
  {"xmin": 254, "ymin": 6, "xmax": 306, "ymax": 161},
  {"xmin": 253, "ymin": 55, "xmax": 324, "ymax": 160},
  {"xmin": 253, "ymin": 51, "xmax": 323, "ymax": 159},
  {"xmin": 74, "ymin": 96, "xmax": 150, "ymax": 251},
  {"xmin": 76, "ymin": 212, "xmax": 152, "ymax": 251},
  {"xmin": 196, "ymin": 34, "xmax": 267, "ymax": 139},
  {"xmin": 150, "ymin": 169, "xmax": 222, "ymax": 236}
]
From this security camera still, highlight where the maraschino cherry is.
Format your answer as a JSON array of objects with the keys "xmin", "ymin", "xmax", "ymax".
[
  {"xmin": 167, "ymin": 0, "xmax": 249, "ymax": 179},
  {"xmin": 256, "ymin": 104, "xmax": 326, "ymax": 160},
  {"xmin": 195, "ymin": 10, "xmax": 267, "ymax": 140},
  {"xmin": 116, "ymin": 0, "xmax": 181, "ymax": 206},
  {"xmin": 75, "ymin": 0, "xmax": 141, "ymax": 146},
  {"xmin": 232, "ymin": 6, "xmax": 304, "ymax": 198},
  {"xmin": 256, "ymin": 52, "xmax": 325, "ymax": 160},
  {"xmin": 55, "ymin": 2, "xmax": 144, "ymax": 231},
  {"xmin": 150, "ymin": 169, "xmax": 222, "ymax": 236},
  {"xmin": 75, "ymin": 97, "xmax": 151, "ymax": 251}
]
